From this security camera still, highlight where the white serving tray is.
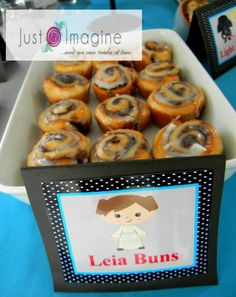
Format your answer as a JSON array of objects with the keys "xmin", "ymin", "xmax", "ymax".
[{"xmin": 0, "ymin": 29, "xmax": 235, "ymax": 204}]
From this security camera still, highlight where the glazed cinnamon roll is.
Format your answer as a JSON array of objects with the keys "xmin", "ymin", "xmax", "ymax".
[
  {"xmin": 54, "ymin": 61, "xmax": 93, "ymax": 79},
  {"xmin": 38, "ymin": 99, "xmax": 92, "ymax": 134},
  {"xmin": 43, "ymin": 73, "xmax": 90, "ymax": 104},
  {"xmin": 95, "ymin": 95, "xmax": 151, "ymax": 132},
  {"xmin": 93, "ymin": 61, "xmax": 118, "ymax": 71},
  {"xmin": 152, "ymin": 120, "xmax": 223, "ymax": 158},
  {"xmin": 137, "ymin": 62, "xmax": 181, "ymax": 98},
  {"xmin": 134, "ymin": 41, "xmax": 172, "ymax": 72},
  {"xmin": 27, "ymin": 130, "xmax": 90, "ymax": 166},
  {"xmin": 90, "ymin": 129, "xmax": 151, "ymax": 162},
  {"xmin": 147, "ymin": 81, "xmax": 205, "ymax": 127},
  {"xmin": 92, "ymin": 64, "xmax": 137, "ymax": 102}
]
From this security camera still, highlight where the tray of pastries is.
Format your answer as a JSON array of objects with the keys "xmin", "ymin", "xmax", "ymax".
[{"xmin": 0, "ymin": 29, "xmax": 235, "ymax": 203}]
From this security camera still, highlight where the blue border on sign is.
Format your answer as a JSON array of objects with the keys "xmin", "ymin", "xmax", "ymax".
[{"xmin": 57, "ymin": 184, "xmax": 199, "ymax": 275}]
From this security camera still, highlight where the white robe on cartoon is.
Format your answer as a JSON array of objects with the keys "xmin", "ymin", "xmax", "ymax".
[{"xmin": 112, "ymin": 225, "xmax": 147, "ymax": 250}]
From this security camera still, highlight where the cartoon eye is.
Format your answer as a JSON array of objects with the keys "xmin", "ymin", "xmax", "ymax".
[
  {"xmin": 115, "ymin": 214, "xmax": 121, "ymax": 218},
  {"xmin": 135, "ymin": 213, "xmax": 141, "ymax": 217}
]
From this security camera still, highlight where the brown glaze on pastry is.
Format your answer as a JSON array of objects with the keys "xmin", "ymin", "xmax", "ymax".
[
  {"xmin": 43, "ymin": 73, "xmax": 90, "ymax": 104},
  {"xmin": 54, "ymin": 61, "xmax": 93, "ymax": 78},
  {"xmin": 90, "ymin": 129, "xmax": 151, "ymax": 162},
  {"xmin": 27, "ymin": 129, "xmax": 90, "ymax": 166},
  {"xmin": 152, "ymin": 120, "xmax": 223, "ymax": 158},
  {"xmin": 92, "ymin": 64, "xmax": 137, "ymax": 102},
  {"xmin": 134, "ymin": 41, "xmax": 172, "ymax": 72},
  {"xmin": 93, "ymin": 61, "xmax": 119, "ymax": 71},
  {"xmin": 148, "ymin": 81, "xmax": 205, "ymax": 127},
  {"xmin": 38, "ymin": 99, "xmax": 92, "ymax": 134},
  {"xmin": 137, "ymin": 62, "xmax": 181, "ymax": 98},
  {"xmin": 95, "ymin": 95, "xmax": 151, "ymax": 132}
]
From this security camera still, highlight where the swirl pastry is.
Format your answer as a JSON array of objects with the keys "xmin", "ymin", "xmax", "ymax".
[
  {"xmin": 147, "ymin": 81, "xmax": 205, "ymax": 127},
  {"xmin": 54, "ymin": 61, "xmax": 93, "ymax": 78},
  {"xmin": 95, "ymin": 95, "xmax": 151, "ymax": 132},
  {"xmin": 152, "ymin": 120, "xmax": 223, "ymax": 158},
  {"xmin": 43, "ymin": 73, "xmax": 90, "ymax": 104},
  {"xmin": 38, "ymin": 99, "xmax": 92, "ymax": 134},
  {"xmin": 90, "ymin": 129, "xmax": 151, "ymax": 162},
  {"xmin": 92, "ymin": 64, "xmax": 137, "ymax": 102},
  {"xmin": 27, "ymin": 130, "xmax": 90, "ymax": 167},
  {"xmin": 93, "ymin": 61, "xmax": 118, "ymax": 71},
  {"xmin": 186, "ymin": 0, "xmax": 209, "ymax": 23},
  {"xmin": 134, "ymin": 41, "xmax": 172, "ymax": 72},
  {"xmin": 137, "ymin": 62, "xmax": 181, "ymax": 98}
]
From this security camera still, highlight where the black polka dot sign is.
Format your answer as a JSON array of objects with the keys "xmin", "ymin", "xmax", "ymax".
[
  {"xmin": 42, "ymin": 169, "xmax": 212, "ymax": 284},
  {"xmin": 186, "ymin": 0, "xmax": 236, "ymax": 78},
  {"xmin": 22, "ymin": 156, "xmax": 225, "ymax": 291}
]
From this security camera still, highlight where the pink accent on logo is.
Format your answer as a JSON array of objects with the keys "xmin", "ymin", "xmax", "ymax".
[{"xmin": 46, "ymin": 26, "xmax": 61, "ymax": 47}]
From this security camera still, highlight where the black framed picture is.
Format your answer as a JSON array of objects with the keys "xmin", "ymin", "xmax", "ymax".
[
  {"xmin": 186, "ymin": 0, "xmax": 236, "ymax": 78},
  {"xmin": 22, "ymin": 155, "xmax": 225, "ymax": 292}
]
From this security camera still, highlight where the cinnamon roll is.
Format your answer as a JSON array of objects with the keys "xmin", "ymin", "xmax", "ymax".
[
  {"xmin": 38, "ymin": 99, "xmax": 92, "ymax": 134},
  {"xmin": 152, "ymin": 120, "xmax": 223, "ymax": 158},
  {"xmin": 147, "ymin": 81, "xmax": 205, "ymax": 127},
  {"xmin": 95, "ymin": 95, "xmax": 151, "ymax": 132},
  {"xmin": 93, "ymin": 61, "xmax": 118, "ymax": 71},
  {"xmin": 90, "ymin": 129, "xmax": 151, "ymax": 162},
  {"xmin": 43, "ymin": 73, "xmax": 90, "ymax": 104},
  {"xmin": 137, "ymin": 62, "xmax": 181, "ymax": 98},
  {"xmin": 54, "ymin": 61, "xmax": 93, "ymax": 79},
  {"xmin": 186, "ymin": 0, "xmax": 209, "ymax": 23},
  {"xmin": 27, "ymin": 130, "xmax": 90, "ymax": 166},
  {"xmin": 92, "ymin": 64, "xmax": 137, "ymax": 102},
  {"xmin": 134, "ymin": 41, "xmax": 172, "ymax": 72}
]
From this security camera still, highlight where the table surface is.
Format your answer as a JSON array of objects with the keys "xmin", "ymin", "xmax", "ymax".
[{"xmin": 0, "ymin": 1, "xmax": 235, "ymax": 296}]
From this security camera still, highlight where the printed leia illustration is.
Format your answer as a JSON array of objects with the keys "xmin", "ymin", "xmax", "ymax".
[{"xmin": 96, "ymin": 195, "xmax": 158, "ymax": 251}]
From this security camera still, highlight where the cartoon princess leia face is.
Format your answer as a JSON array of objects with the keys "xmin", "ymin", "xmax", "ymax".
[{"xmin": 96, "ymin": 195, "xmax": 158, "ymax": 251}]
